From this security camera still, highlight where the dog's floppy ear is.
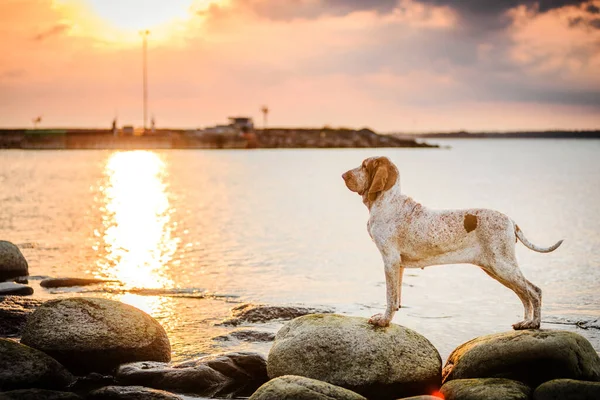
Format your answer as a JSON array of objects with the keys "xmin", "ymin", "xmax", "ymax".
[{"xmin": 368, "ymin": 158, "xmax": 398, "ymax": 202}]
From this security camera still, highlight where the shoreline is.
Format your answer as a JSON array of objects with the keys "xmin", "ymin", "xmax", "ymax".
[{"xmin": 0, "ymin": 128, "xmax": 438, "ymax": 150}]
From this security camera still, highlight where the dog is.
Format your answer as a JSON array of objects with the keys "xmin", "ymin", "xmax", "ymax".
[{"xmin": 342, "ymin": 156, "xmax": 563, "ymax": 330}]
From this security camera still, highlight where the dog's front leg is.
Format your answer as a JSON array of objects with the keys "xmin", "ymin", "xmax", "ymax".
[
  {"xmin": 369, "ymin": 254, "xmax": 401, "ymax": 327},
  {"xmin": 397, "ymin": 266, "xmax": 404, "ymax": 310}
]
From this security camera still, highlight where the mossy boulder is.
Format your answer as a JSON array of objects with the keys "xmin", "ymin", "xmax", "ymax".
[
  {"xmin": 267, "ymin": 314, "xmax": 441, "ymax": 399},
  {"xmin": 533, "ymin": 379, "xmax": 600, "ymax": 400},
  {"xmin": 0, "ymin": 241, "xmax": 28, "ymax": 281},
  {"xmin": 440, "ymin": 378, "xmax": 530, "ymax": 400},
  {"xmin": 0, "ymin": 339, "xmax": 74, "ymax": 391},
  {"xmin": 443, "ymin": 330, "xmax": 600, "ymax": 386},
  {"xmin": 20, "ymin": 297, "xmax": 171, "ymax": 374},
  {"xmin": 249, "ymin": 375, "xmax": 367, "ymax": 400}
]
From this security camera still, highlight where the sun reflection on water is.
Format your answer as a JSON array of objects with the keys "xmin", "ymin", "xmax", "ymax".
[{"xmin": 98, "ymin": 151, "xmax": 179, "ymax": 290}]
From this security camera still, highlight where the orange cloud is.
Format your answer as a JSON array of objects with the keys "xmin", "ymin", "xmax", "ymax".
[{"xmin": 0, "ymin": 0, "xmax": 598, "ymax": 131}]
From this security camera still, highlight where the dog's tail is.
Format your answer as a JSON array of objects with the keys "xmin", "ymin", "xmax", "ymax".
[{"xmin": 514, "ymin": 224, "xmax": 563, "ymax": 253}]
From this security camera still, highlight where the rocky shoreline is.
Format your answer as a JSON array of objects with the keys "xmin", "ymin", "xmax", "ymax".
[
  {"xmin": 3, "ymin": 240, "xmax": 600, "ymax": 399},
  {"xmin": 1, "ymin": 295, "xmax": 600, "ymax": 400}
]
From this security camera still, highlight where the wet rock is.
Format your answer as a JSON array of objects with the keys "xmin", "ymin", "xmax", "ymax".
[
  {"xmin": 87, "ymin": 386, "xmax": 182, "ymax": 400},
  {"xmin": 0, "ymin": 282, "xmax": 33, "ymax": 296},
  {"xmin": 249, "ymin": 375, "xmax": 367, "ymax": 400},
  {"xmin": 0, "ymin": 296, "xmax": 43, "ymax": 337},
  {"xmin": 397, "ymin": 397, "xmax": 443, "ymax": 400},
  {"xmin": 0, "ymin": 241, "xmax": 28, "ymax": 282},
  {"xmin": 116, "ymin": 351, "xmax": 268, "ymax": 398},
  {"xmin": 69, "ymin": 372, "xmax": 115, "ymax": 393},
  {"xmin": 267, "ymin": 314, "xmax": 441, "ymax": 399},
  {"xmin": 214, "ymin": 330, "xmax": 275, "ymax": 342},
  {"xmin": 443, "ymin": 330, "xmax": 600, "ymax": 386},
  {"xmin": 533, "ymin": 379, "xmax": 600, "ymax": 400},
  {"xmin": 20, "ymin": 297, "xmax": 171, "ymax": 374},
  {"xmin": 220, "ymin": 303, "xmax": 333, "ymax": 326},
  {"xmin": 440, "ymin": 378, "xmax": 531, "ymax": 400},
  {"xmin": 0, "ymin": 338, "xmax": 74, "ymax": 391},
  {"xmin": 0, "ymin": 389, "xmax": 82, "ymax": 400},
  {"xmin": 39, "ymin": 277, "xmax": 120, "ymax": 288}
]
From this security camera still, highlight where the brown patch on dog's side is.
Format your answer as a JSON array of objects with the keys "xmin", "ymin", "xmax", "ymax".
[{"xmin": 464, "ymin": 214, "xmax": 478, "ymax": 233}]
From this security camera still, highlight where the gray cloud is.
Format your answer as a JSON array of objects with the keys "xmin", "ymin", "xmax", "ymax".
[{"xmin": 230, "ymin": 0, "xmax": 593, "ymax": 21}]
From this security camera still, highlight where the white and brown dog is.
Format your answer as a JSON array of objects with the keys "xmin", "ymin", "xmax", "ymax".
[{"xmin": 342, "ymin": 156, "xmax": 563, "ymax": 330}]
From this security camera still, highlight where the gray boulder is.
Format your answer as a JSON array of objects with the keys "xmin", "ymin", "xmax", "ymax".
[
  {"xmin": 443, "ymin": 330, "xmax": 600, "ymax": 386},
  {"xmin": 267, "ymin": 314, "xmax": 442, "ymax": 399},
  {"xmin": 440, "ymin": 378, "xmax": 531, "ymax": 400},
  {"xmin": 87, "ymin": 386, "xmax": 182, "ymax": 400},
  {"xmin": 116, "ymin": 351, "xmax": 268, "ymax": 398},
  {"xmin": 533, "ymin": 379, "xmax": 600, "ymax": 400},
  {"xmin": 0, "ymin": 339, "xmax": 74, "ymax": 391},
  {"xmin": 20, "ymin": 297, "xmax": 171, "ymax": 374},
  {"xmin": 249, "ymin": 375, "xmax": 367, "ymax": 400},
  {"xmin": 0, "ymin": 389, "xmax": 82, "ymax": 400},
  {"xmin": 220, "ymin": 303, "xmax": 333, "ymax": 326},
  {"xmin": 0, "ymin": 241, "xmax": 28, "ymax": 282},
  {"xmin": 0, "ymin": 296, "xmax": 43, "ymax": 337},
  {"xmin": 0, "ymin": 282, "xmax": 33, "ymax": 296}
]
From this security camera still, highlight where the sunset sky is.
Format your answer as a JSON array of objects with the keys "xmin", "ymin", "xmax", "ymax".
[{"xmin": 1, "ymin": 0, "xmax": 599, "ymax": 132}]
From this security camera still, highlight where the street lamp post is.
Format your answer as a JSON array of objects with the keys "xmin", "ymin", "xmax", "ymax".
[{"xmin": 140, "ymin": 30, "xmax": 150, "ymax": 132}]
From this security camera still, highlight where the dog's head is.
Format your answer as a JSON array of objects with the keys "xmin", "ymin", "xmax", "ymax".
[{"xmin": 342, "ymin": 156, "xmax": 399, "ymax": 204}]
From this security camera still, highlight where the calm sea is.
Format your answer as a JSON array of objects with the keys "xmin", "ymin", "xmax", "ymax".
[{"xmin": 1, "ymin": 139, "xmax": 599, "ymax": 363}]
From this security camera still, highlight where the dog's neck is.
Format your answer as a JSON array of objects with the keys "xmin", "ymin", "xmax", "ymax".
[{"xmin": 362, "ymin": 179, "xmax": 403, "ymax": 211}]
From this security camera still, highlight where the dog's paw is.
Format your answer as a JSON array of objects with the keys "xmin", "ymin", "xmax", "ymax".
[
  {"xmin": 512, "ymin": 320, "xmax": 540, "ymax": 330},
  {"xmin": 368, "ymin": 313, "xmax": 391, "ymax": 327}
]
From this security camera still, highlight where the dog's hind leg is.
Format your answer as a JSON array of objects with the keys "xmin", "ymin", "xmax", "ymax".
[{"xmin": 483, "ymin": 260, "xmax": 540, "ymax": 330}]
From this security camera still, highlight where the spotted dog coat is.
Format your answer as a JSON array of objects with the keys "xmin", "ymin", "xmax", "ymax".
[{"xmin": 342, "ymin": 156, "xmax": 563, "ymax": 330}]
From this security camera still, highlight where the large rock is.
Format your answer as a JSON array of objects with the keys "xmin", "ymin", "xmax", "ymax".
[
  {"xmin": 443, "ymin": 330, "xmax": 600, "ymax": 386},
  {"xmin": 0, "ymin": 282, "xmax": 33, "ymax": 296},
  {"xmin": 0, "ymin": 339, "xmax": 74, "ymax": 391},
  {"xmin": 20, "ymin": 297, "xmax": 171, "ymax": 374},
  {"xmin": 87, "ymin": 386, "xmax": 182, "ymax": 400},
  {"xmin": 249, "ymin": 375, "xmax": 367, "ymax": 400},
  {"xmin": 0, "ymin": 296, "xmax": 43, "ymax": 337},
  {"xmin": 440, "ymin": 378, "xmax": 530, "ymax": 400},
  {"xmin": 267, "ymin": 314, "xmax": 442, "ymax": 399},
  {"xmin": 0, "ymin": 389, "xmax": 82, "ymax": 400},
  {"xmin": 40, "ymin": 277, "xmax": 119, "ymax": 288},
  {"xmin": 0, "ymin": 241, "xmax": 28, "ymax": 281},
  {"xmin": 116, "ymin": 351, "xmax": 268, "ymax": 398},
  {"xmin": 533, "ymin": 379, "xmax": 600, "ymax": 400},
  {"xmin": 220, "ymin": 303, "xmax": 333, "ymax": 326}
]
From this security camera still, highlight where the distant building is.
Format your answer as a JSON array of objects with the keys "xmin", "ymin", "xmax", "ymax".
[
  {"xmin": 228, "ymin": 117, "xmax": 254, "ymax": 133},
  {"xmin": 199, "ymin": 117, "xmax": 255, "ymax": 135}
]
